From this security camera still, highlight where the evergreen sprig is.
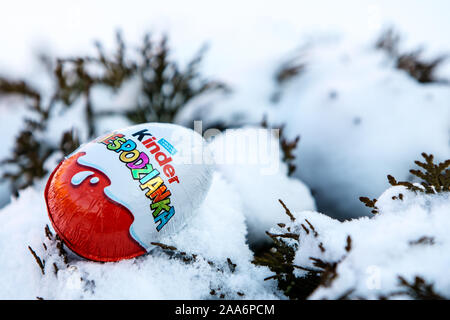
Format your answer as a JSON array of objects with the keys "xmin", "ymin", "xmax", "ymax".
[
  {"xmin": 397, "ymin": 276, "xmax": 445, "ymax": 300},
  {"xmin": 376, "ymin": 28, "xmax": 448, "ymax": 84},
  {"xmin": 388, "ymin": 153, "xmax": 450, "ymax": 194},
  {"xmin": 261, "ymin": 117, "xmax": 300, "ymax": 176},
  {"xmin": 360, "ymin": 153, "xmax": 450, "ymax": 214},
  {"xmin": 253, "ymin": 199, "xmax": 353, "ymax": 299},
  {"xmin": 271, "ymin": 52, "xmax": 307, "ymax": 103}
]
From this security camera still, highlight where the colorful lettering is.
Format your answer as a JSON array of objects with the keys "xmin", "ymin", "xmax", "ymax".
[{"xmin": 100, "ymin": 130, "xmax": 179, "ymax": 232}]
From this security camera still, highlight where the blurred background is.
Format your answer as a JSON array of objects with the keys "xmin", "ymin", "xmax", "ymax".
[{"xmin": 0, "ymin": 0, "xmax": 449, "ymax": 220}]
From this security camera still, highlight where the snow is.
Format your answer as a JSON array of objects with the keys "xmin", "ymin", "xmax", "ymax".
[
  {"xmin": 275, "ymin": 40, "xmax": 450, "ymax": 219},
  {"xmin": 0, "ymin": 0, "xmax": 449, "ymax": 300},
  {"xmin": 278, "ymin": 186, "xmax": 450, "ymax": 299},
  {"xmin": 0, "ymin": 170, "xmax": 281, "ymax": 299},
  {"xmin": 0, "ymin": 124, "xmax": 317, "ymax": 299},
  {"xmin": 208, "ymin": 127, "xmax": 316, "ymax": 245},
  {"xmin": 185, "ymin": 37, "xmax": 450, "ymax": 219},
  {"xmin": 1, "ymin": 126, "xmax": 444, "ymax": 299}
]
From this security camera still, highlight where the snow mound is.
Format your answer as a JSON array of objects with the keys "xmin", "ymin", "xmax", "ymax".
[
  {"xmin": 278, "ymin": 186, "xmax": 450, "ymax": 299},
  {"xmin": 208, "ymin": 127, "xmax": 316, "ymax": 246}
]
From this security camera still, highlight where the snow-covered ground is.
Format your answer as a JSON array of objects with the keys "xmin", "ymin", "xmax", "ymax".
[
  {"xmin": 0, "ymin": 129, "xmax": 310, "ymax": 299},
  {"xmin": 0, "ymin": 174, "xmax": 280, "ymax": 299},
  {"xmin": 1, "ymin": 133, "xmax": 448, "ymax": 299},
  {"xmin": 0, "ymin": 1, "xmax": 449, "ymax": 299},
  {"xmin": 284, "ymin": 185, "xmax": 450, "ymax": 299}
]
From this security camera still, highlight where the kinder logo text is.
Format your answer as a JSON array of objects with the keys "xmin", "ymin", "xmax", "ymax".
[{"xmin": 98, "ymin": 129, "xmax": 180, "ymax": 232}]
